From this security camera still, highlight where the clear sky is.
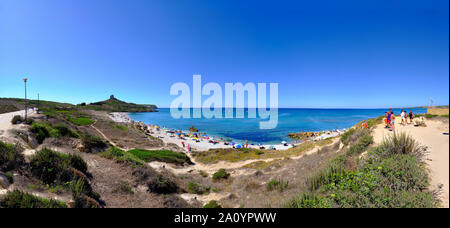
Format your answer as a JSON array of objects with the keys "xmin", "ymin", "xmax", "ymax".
[{"xmin": 0, "ymin": 0, "xmax": 448, "ymax": 108}]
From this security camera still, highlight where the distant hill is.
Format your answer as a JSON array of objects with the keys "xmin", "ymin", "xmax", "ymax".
[
  {"xmin": 0, "ymin": 95, "xmax": 157, "ymax": 114},
  {"xmin": 81, "ymin": 95, "xmax": 157, "ymax": 112},
  {"xmin": 0, "ymin": 98, "xmax": 74, "ymax": 114}
]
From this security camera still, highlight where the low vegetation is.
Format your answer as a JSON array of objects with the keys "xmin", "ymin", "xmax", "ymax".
[
  {"xmin": 99, "ymin": 147, "xmax": 144, "ymax": 165},
  {"xmin": 0, "ymin": 190, "xmax": 67, "ymax": 208},
  {"xmin": 127, "ymin": 149, "xmax": 192, "ymax": 165},
  {"xmin": 30, "ymin": 122, "xmax": 79, "ymax": 144},
  {"xmin": 80, "ymin": 133, "xmax": 107, "ymax": 153},
  {"xmin": 29, "ymin": 148, "xmax": 103, "ymax": 207},
  {"xmin": 266, "ymin": 179, "xmax": 289, "ymax": 192},
  {"xmin": 0, "ymin": 141, "xmax": 25, "ymax": 172},
  {"xmin": 194, "ymin": 140, "xmax": 328, "ymax": 164},
  {"xmin": 203, "ymin": 200, "xmax": 222, "ymax": 208},
  {"xmin": 187, "ymin": 182, "xmax": 210, "ymax": 195},
  {"xmin": 212, "ymin": 169, "xmax": 230, "ymax": 181},
  {"xmin": 286, "ymin": 130, "xmax": 439, "ymax": 208},
  {"xmin": 113, "ymin": 124, "xmax": 128, "ymax": 131}
]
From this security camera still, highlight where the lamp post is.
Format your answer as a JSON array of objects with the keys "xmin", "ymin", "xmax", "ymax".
[
  {"xmin": 37, "ymin": 93, "xmax": 40, "ymax": 114},
  {"xmin": 24, "ymin": 78, "xmax": 28, "ymax": 121}
]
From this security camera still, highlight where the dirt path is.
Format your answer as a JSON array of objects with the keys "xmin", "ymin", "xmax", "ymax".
[{"xmin": 372, "ymin": 119, "xmax": 449, "ymax": 208}]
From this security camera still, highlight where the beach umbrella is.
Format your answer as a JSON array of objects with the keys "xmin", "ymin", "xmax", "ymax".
[
  {"xmin": 231, "ymin": 142, "xmax": 235, "ymax": 146},
  {"xmin": 281, "ymin": 141, "xmax": 287, "ymax": 144},
  {"xmin": 236, "ymin": 144, "xmax": 242, "ymax": 149},
  {"xmin": 269, "ymin": 145, "xmax": 275, "ymax": 149}
]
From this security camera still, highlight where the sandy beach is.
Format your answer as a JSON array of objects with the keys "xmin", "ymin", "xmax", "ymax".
[
  {"xmin": 109, "ymin": 112, "xmax": 343, "ymax": 152},
  {"xmin": 373, "ymin": 117, "xmax": 449, "ymax": 208}
]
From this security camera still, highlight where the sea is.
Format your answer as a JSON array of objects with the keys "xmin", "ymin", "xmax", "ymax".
[{"xmin": 128, "ymin": 108, "xmax": 427, "ymax": 144}]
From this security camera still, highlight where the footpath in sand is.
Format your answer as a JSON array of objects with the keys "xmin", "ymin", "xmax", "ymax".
[{"xmin": 372, "ymin": 119, "xmax": 449, "ymax": 208}]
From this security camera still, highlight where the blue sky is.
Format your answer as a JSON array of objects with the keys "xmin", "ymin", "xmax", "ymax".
[{"xmin": 0, "ymin": 0, "xmax": 448, "ymax": 108}]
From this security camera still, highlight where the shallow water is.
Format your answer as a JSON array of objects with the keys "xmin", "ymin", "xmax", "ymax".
[{"xmin": 128, "ymin": 108, "xmax": 427, "ymax": 144}]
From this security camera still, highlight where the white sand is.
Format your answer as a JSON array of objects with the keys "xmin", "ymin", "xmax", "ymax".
[{"xmin": 109, "ymin": 112, "xmax": 342, "ymax": 152}]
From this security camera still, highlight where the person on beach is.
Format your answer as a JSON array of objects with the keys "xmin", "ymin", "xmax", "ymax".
[
  {"xmin": 386, "ymin": 112, "xmax": 392, "ymax": 127},
  {"xmin": 409, "ymin": 110, "xmax": 414, "ymax": 124},
  {"xmin": 390, "ymin": 112, "xmax": 396, "ymax": 131},
  {"xmin": 400, "ymin": 110, "xmax": 406, "ymax": 126},
  {"xmin": 384, "ymin": 112, "xmax": 389, "ymax": 128},
  {"xmin": 181, "ymin": 141, "xmax": 185, "ymax": 148},
  {"xmin": 362, "ymin": 121, "xmax": 368, "ymax": 129}
]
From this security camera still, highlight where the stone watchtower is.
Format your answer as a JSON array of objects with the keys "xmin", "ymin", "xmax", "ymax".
[{"xmin": 110, "ymin": 95, "xmax": 115, "ymax": 100}]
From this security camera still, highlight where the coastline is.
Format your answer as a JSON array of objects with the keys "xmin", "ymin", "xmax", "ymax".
[{"xmin": 109, "ymin": 112, "xmax": 344, "ymax": 151}]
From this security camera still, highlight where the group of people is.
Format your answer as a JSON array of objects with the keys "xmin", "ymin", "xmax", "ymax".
[{"xmin": 384, "ymin": 109, "xmax": 415, "ymax": 131}]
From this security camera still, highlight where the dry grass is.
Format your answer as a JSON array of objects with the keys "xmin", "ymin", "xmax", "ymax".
[{"xmin": 193, "ymin": 139, "xmax": 333, "ymax": 164}]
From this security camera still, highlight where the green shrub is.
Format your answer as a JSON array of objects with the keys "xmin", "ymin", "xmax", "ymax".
[
  {"xmin": 147, "ymin": 174, "xmax": 179, "ymax": 194},
  {"xmin": 30, "ymin": 122, "xmax": 78, "ymax": 144},
  {"xmin": 11, "ymin": 115, "xmax": 24, "ymax": 125},
  {"xmin": 100, "ymin": 147, "xmax": 144, "ymax": 165},
  {"xmin": 53, "ymin": 123, "xmax": 79, "ymax": 138},
  {"xmin": 5, "ymin": 171, "xmax": 14, "ymax": 184},
  {"xmin": 0, "ymin": 190, "xmax": 67, "ymax": 208},
  {"xmin": 30, "ymin": 122, "xmax": 50, "ymax": 144},
  {"xmin": 70, "ymin": 178, "xmax": 102, "ymax": 208},
  {"xmin": 68, "ymin": 117, "xmax": 94, "ymax": 126},
  {"xmin": 69, "ymin": 154, "xmax": 88, "ymax": 174},
  {"xmin": 0, "ymin": 141, "xmax": 24, "ymax": 172},
  {"xmin": 340, "ymin": 128, "xmax": 356, "ymax": 145},
  {"xmin": 424, "ymin": 114, "xmax": 438, "ymax": 119},
  {"xmin": 113, "ymin": 124, "xmax": 128, "ymax": 131},
  {"xmin": 308, "ymin": 155, "xmax": 347, "ymax": 191},
  {"xmin": 286, "ymin": 133, "xmax": 438, "ymax": 208},
  {"xmin": 285, "ymin": 193, "xmax": 331, "ymax": 208},
  {"xmin": 203, "ymin": 200, "xmax": 222, "ymax": 208},
  {"xmin": 29, "ymin": 148, "xmax": 73, "ymax": 184},
  {"xmin": 347, "ymin": 133, "xmax": 373, "ymax": 155},
  {"xmin": 128, "ymin": 149, "xmax": 191, "ymax": 165},
  {"xmin": 266, "ymin": 179, "xmax": 289, "ymax": 192},
  {"xmin": 377, "ymin": 132, "xmax": 428, "ymax": 161},
  {"xmin": 212, "ymin": 169, "xmax": 230, "ymax": 181},
  {"xmin": 187, "ymin": 182, "xmax": 210, "ymax": 195},
  {"xmin": 81, "ymin": 134, "xmax": 107, "ymax": 153}
]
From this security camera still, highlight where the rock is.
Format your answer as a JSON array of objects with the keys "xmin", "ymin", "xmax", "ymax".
[
  {"xmin": 0, "ymin": 172, "xmax": 10, "ymax": 189},
  {"xmin": 27, "ymin": 134, "xmax": 39, "ymax": 149}
]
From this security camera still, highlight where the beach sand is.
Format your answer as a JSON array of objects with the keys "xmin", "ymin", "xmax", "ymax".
[
  {"xmin": 109, "ymin": 112, "xmax": 341, "ymax": 152},
  {"xmin": 373, "ymin": 117, "xmax": 449, "ymax": 208}
]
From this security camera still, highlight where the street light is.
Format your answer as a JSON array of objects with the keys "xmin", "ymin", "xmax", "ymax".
[{"xmin": 24, "ymin": 78, "xmax": 28, "ymax": 121}]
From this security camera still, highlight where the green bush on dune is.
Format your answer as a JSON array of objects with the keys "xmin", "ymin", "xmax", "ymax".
[
  {"xmin": 212, "ymin": 169, "xmax": 230, "ymax": 181},
  {"xmin": 0, "ymin": 190, "xmax": 67, "ymax": 208},
  {"xmin": 286, "ymin": 131, "xmax": 439, "ymax": 208},
  {"xmin": 81, "ymin": 134, "xmax": 107, "ymax": 153},
  {"xmin": 0, "ymin": 141, "xmax": 24, "ymax": 172},
  {"xmin": 30, "ymin": 122, "xmax": 79, "ymax": 144},
  {"xmin": 187, "ymin": 182, "xmax": 210, "ymax": 195},
  {"xmin": 128, "ymin": 149, "xmax": 191, "ymax": 165}
]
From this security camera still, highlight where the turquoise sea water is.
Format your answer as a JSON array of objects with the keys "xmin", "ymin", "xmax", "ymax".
[{"xmin": 128, "ymin": 108, "xmax": 427, "ymax": 144}]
